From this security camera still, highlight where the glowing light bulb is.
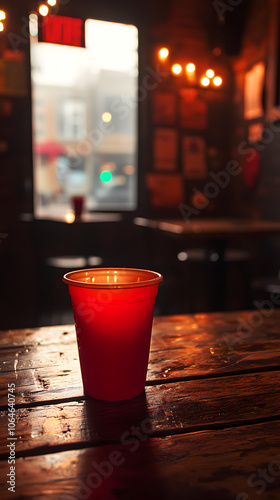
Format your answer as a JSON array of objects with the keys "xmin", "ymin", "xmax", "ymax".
[
  {"xmin": 177, "ymin": 252, "xmax": 188, "ymax": 262},
  {"xmin": 100, "ymin": 171, "xmax": 113, "ymax": 183},
  {"xmin": 0, "ymin": 21, "xmax": 4, "ymax": 31},
  {"xmin": 38, "ymin": 4, "xmax": 49, "ymax": 16},
  {"xmin": 0, "ymin": 10, "xmax": 6, "ymax": 21},
  {"xmin": 101, "ymin": 162, "xmax": 116, "ymax": 172},
  {"xmin": 201, "ymin": 76, "xmax": 210, "ymax": 87},
  {"xmin": 206, "ymin": 69, "xmax": 215, "ymax": 78},
  {"xmin": 172, "ymin": 63, "xmax": 182, "ymax": 75},
  {"xmin": 159, "ymin": 47, "xmax": 169, "ymax": 60},
  {"xmin": 65, "ymin": 211, "xmax": 75, "ymax": 224},
  {"xmin": 123, "ymin": 164, "xmax": 135, "ymax": 175},
  {"xmin": 47, "ymin": 0, "xmax": 56, "ymax": 5},
  {"xmin": 101, "ymin": 112, "xmax": 112, "ymax": 123},
  {"xmin": 213, "ymin": 76, "xmax": 222, "ymax": 86},
  {"xmin": 186, "ymin": 63, "xmax": 196, "ymax": 73}
]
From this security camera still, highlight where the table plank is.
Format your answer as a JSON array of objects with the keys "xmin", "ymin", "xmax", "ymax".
[
  {"xmin": 0, "ymin": 325, "xmax": 76, "ymax": 347},
  {"xmin": 0, "ymin": 421, "xmax": 279, "ymax": 499},
  {"xmin": 1, "ymin": 311, "xmax": 280, "ymax": 348},
  {"xmin": 0, "ymin": 371, "xmax": 279, "ymax": 456},
  {"xmin": 134, "ymin": 216, "xmax": 280, "ymax": 237},
  {"xmin": 1, "ymin": 312, "xmax": 280, "ymax": 406},
  {"xmin": 1, "ymin": 312, "xmax": 280, "ymax": 499},
  {"xmin": 1, "ymin": 341, "xmax": 280, "ymax": 407}
]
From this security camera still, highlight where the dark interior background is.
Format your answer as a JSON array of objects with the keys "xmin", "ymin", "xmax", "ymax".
[{"xmin": 1, "ymin": 0, "xmax": 280, "ymax": 329}]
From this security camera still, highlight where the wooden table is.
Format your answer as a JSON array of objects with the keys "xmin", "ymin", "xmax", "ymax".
[
  {"xmin": 133, "ymin": 217, "xmax": 280, "ymax": 237},
  {"xmin": 1, "ymin": 310, "xmax": 280, "ymax": 499},
  {"xmin": 134, "ymin": 217, "xmax": 280, "ymax": 311}
]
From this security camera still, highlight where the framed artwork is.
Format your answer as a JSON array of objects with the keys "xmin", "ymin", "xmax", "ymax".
[
  {"xmin": 248, "ymin": 122, "xmax": 263, "ymax": 143},
  {"xmin": 153, "ymin": 128, "xmax": 177, "ymax": 171},
  {"xmin": 0, "ymin": 50, "xmax": 27, "ymax": 97},
  {"xmin": 146, "ymin": 173, "xmax": 184, "ymax": 207},
  {"xmin": 179, "ymin": 88, "xmax": 207, "ymax": 129},
  {"xmin": 266, "ymin": 0, "xmax": 279, "ymax": 121},
  {"xmin": 152, "ymin": 92, "xmax": 176, "ymax": 125},
  {"xmin": 244, "ymin": 62, "xmax": 265, "ymax": 120},
  {"xmin": 182, "ymin": 135, "xmax": 207, "ymax": 179}
]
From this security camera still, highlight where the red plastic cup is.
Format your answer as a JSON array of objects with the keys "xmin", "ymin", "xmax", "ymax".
[{"xmin": 63, "ymin": 268, "xmax": 163, "ymax": 401}]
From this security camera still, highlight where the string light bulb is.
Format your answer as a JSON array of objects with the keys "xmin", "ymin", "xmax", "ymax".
[
  {"xmin": 186, "ymin": 63, "xmax": 196, "ymax": 73},
  {"xmin": 206, "ymin": 69, "xmax": 215, "ymax": 78},
  {"xmin": 154, "ymin": 46, "xmax": 223, "ymax": 88},
  {"xmin": 213, "ymin": 76, "xmax": 222, "ymax": 86},
  {"xmin": 47, "ymin": 0, "xmax": 57, "ymax": 5},
  {"xmin": 171, "ymin": 63, "xmax": 182, "ymax": 75},
  {"xmin": 0, "ymin": 10, "xmax": 6, "ymax": 21},
  {"xmin": 158, "ymin": 47, "xmax": 169, "ymax": 60},
  {"xmin": 0, "ymin": 21, "xmax": 4, "ymax": 32},
  {"xmin": 201, "ymin": 76, "xmax": 210, "ymax": 87},
  {"xmin": 38, "ymin": 4, "xmax": 49, "ymax": 16}
]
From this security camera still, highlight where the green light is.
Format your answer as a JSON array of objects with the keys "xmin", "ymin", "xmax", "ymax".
[{"xmin": 100, "ymin": 171, "xmax": 113, "ymax": 183}]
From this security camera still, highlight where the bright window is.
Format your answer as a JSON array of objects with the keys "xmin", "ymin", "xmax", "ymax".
[{"xmin": 30, "ymin": 15, "xmax": 138, "ymax": 218}]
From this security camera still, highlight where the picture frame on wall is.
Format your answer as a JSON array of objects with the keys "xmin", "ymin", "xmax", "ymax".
[
  {"xmin": 152, "ymin": 92, "xmax": 176, "ymax": 125},
  {"xmin": 248, "ymin": 122, "xmax": 263, "ymax": 143},
  {"xmin": 266, "ymin": 0, "xmax": 280, "ymax": 121},
  {"xmin": 244, "ymin": 62, "xmax": 265, "ymax": 120},
  {"xmin": 153, "ymin": 128, "xmax": 177, "ymax": 171},
  {"xmin": 0, "ymin": 51, "xmax": 27, "ymax": 97},
  {"xmin": 179, "ymin": 88, "xmax": 207, "ymax": 129},
  {"xmin": 182, "ymin": 135, "xmax": 207, "ymax": 179},
  {"xmin": 146, "ymin": 173, "xmax": 184, "ymax": 207}
]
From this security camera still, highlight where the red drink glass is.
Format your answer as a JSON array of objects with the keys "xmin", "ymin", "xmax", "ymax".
[
  {"xmin": 63, "ymin": 268, "xmax": 163, "ymax": 401},
  {"xmin": 71, "ymin": 195, "xmax": 84, "ymax": 220}
]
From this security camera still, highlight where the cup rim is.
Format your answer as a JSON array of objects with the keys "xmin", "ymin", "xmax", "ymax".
[{"xmin": 62, "ymin": 267, "xmax": 163, "ymax": 289}]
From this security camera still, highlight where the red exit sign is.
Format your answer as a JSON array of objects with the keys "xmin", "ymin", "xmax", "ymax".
[{"xmin": 39, "ymin": 15, "xmax": 85, "ymax": 47}]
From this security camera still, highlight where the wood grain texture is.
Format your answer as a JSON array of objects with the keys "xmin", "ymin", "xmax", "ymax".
[
  {"xmin": 1, "ymin": 421, "xmax": 279, "ymax": 499},
  {"xmin": 135, "ymin": 217, "xmax": 280, "ymax": 237},
  {"xmin": 0, "ymin": 371, "xmax": 279, "ymax": 456},
  {"xmin": 0, "ymin": 324, "xmax": 76, "ymax": 347},
  {"xmin": 0, "ymin": 312, "xmax": 280, "ymax": 499},
  {"xmin": 1, "ymin": 311, "xmax": 280, "ymax": 348},
  {"xmin": 1, "ymin": 312, "xmax": 280, "ymax": 406}
]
